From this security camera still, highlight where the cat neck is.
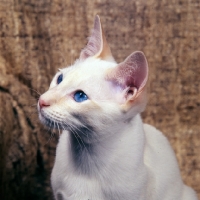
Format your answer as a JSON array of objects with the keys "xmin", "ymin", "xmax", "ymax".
[{"xmin": 66, "ymin": 114, "xmax": 145, "ymax": 176}]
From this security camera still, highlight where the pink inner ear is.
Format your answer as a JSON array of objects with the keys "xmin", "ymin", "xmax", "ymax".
[
  {"xmin": 80, "ymin": 15, "xmax": 113, "ymax": 61},
  {"xmin": 107, "ymin": 51, "xmax": 148, "ymax": 91},
  {"xmin": 80, "ymin": 16, "xmax": 102, "ymax": 60}
]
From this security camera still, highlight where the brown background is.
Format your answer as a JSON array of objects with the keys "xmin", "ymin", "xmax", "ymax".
[{"xmin": 0, "ymin": 0, "xmax": 199, "ymax": 199}]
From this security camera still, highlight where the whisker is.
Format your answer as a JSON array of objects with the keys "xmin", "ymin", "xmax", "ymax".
[
  {"xmin": 69, "ymin": 124, "xmax": 84, "ymax": 152},
  {"xmin": 56, "ymin": 122, "xmax": 61, "ymax": 136},
  {"xmin": 28, "ymin": 87, "xmax": 41, "ymax": 96},
  {"xmin": 30, "ymin": 104, "xmax": 38, "ymax": 107},
  {"xmin": 46, "ymin": 130, "xmax": 55, "ymax": 144},
  {"xmin": 76, "ymin": 123, "xmax": 93, "ymax": 136},
  {"xmin": 45, "ymin": 120, "xmax": 57, "ymax": 144},
  {"xmin": 71, "ymin": 127, "xmax": 87, "ymax": 151},
  {"xmin": 65, "ymin": 122, "xmax": 91, "ymax": 153},
  {"xmin": 68, "ymin": 123, "xmax": 86, "ymax": 149},
  {"xmin": 26, "ymin": 97, "xmax": 39, "ymax": 101},
  {"xmin": 45, "ymin": 121, "xmax": 54, "ymax": 145}
]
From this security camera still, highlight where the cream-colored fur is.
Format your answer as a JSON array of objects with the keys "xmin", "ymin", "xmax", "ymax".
[{"xmin": 38, "ymin": 16, "xmax": 198, "ymax": 200}]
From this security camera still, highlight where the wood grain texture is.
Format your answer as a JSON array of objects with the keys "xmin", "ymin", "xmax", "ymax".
[{"xmin": 0, "ymin": 0, "xmax": 199, "ymax": 199}]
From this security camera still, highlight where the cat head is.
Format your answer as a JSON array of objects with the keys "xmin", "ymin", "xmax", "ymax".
[{"xmin": 38, "ymin": 16, "xmax": 148, "ymax": 137}]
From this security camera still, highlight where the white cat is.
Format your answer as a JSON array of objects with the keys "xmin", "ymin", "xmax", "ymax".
[{"xmin": 38, "ymin": 16, "xmax": 198, "ymax": 200}]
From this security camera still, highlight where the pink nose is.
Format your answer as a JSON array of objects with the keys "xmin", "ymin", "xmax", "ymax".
[{"xmin": 39, "ymin": 98, "xmax": 50, "ymax": 108}]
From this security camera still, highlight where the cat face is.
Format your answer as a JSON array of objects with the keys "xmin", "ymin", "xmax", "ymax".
[
  {"xmin": 38, "ymin": 58, "xmax": 121, "ymax": 133},
  {"xmin": 38, "ymin": 16, "xmax": 148, "ymax": 139}
]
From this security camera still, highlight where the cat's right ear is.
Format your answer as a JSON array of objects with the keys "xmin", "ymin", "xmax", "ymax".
[
  {"xmin": 106, "ymin": 51, "xmax": 148, "ymax": 110},
  {"xmin": 80, "ymin": 15, "xmax": 114, "ymax": 62}
]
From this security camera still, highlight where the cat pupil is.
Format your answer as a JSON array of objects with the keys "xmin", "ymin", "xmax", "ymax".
[
  {"xmin": 57, "ymin": 74, "xmax": 63, "ymax": 84},
  {"xmin": 74, "ymin": 91, "xmax": 88, "ymax": 102}
]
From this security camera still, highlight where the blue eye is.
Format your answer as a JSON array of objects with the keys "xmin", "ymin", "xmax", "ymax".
[
  {"xmin": 74, "ymin": 91, "xmax": 88, "ymax": 102},
  {"xmin": 57, "ymin": 74, "xmax": 63, "ymax": 84}
]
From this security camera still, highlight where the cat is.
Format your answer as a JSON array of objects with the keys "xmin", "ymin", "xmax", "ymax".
[{"xmin": 38, "ymin": 16, "xmax": 198, "ymax": 200}]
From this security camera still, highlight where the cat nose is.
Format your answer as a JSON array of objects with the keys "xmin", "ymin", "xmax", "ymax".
[{"xmin": 39, "ymin": 98, "xmax": 50, "ymax": 108}]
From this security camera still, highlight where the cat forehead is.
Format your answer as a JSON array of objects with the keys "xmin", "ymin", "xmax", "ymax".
[
  {"xmin": 50, "ymin": 58, "xmax": 117, "ymax": 89},
  {"xmin": 63, "ymin": 58, "xmax": 116, "ymax": 79},
  {"xmin": 75, "ymin": 58, "xmax": 116, "ymax": 74}
]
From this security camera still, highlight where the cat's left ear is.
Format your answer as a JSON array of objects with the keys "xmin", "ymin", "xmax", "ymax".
[
  {"xmin": 80, "ymin": 15, "xmax": 114, "ymax": 61},
  {"xmin": 106, "ymin": 51, "xmax": 148, "ymax": 104}
]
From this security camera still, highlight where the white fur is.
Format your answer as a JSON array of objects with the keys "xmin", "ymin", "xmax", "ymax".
[
  {"xmin": 38, "ymin": 17, "xmax": 198, "ymax": 199},
  {"xmin": 51, "ymin": 117, "xmax": 198, "ymax": 200},
  {"xmin": 38, "ymin": 57, "xmax": 197, "ymax": 200}
]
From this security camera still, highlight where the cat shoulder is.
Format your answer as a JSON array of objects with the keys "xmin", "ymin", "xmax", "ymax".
[
  {"xmin": 143, "ymin": 123, "xmax": 179, "ymax": 169},
  {"xmin": 143, "ymin": 123, "xmax": 168, "ymax": 143}
]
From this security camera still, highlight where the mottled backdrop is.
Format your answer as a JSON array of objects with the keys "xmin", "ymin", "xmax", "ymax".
[{"xmin": 0, "ymin": 0, "xmax": 199, "ymax": 199}]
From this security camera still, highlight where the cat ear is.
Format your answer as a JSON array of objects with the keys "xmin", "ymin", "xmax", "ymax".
[
  {"xmin": 80, "ymin": 15, "xmax": 114, "ymax": 61},
  {"xmin": 106, "ymin": 51, "xmax": 148, "ymax": 103}
]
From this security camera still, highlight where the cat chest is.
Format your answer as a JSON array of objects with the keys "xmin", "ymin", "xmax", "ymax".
[
  {"xmin": 51, "ymin": 163, "xmax": 146, "ymax": 200},
  {"xmin": 51, "ymin": 174, "xmax": 138, "ymax": 200}
]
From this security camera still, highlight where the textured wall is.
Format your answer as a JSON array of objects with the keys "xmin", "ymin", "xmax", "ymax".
[{"xmin": 0, "ymin": 0, "xmax": 199, "ymax": 199}]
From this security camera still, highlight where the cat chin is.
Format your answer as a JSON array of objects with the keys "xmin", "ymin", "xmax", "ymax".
[
  {"xmin": 39, "ymin": 113, "xmax": 53, "ymax": 128},
  {"xmin": 38, "ymin": 112, "xmax": 64, "ymax": 130}
]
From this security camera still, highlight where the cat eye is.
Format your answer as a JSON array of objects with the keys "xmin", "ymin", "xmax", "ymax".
[
  {"xmin": 74, "ymin": 91, "xmax": 88, "ymax": 102},
  {"xmin": 57, "ymin": 74, "xmax": 63, "ymax": 84}
]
